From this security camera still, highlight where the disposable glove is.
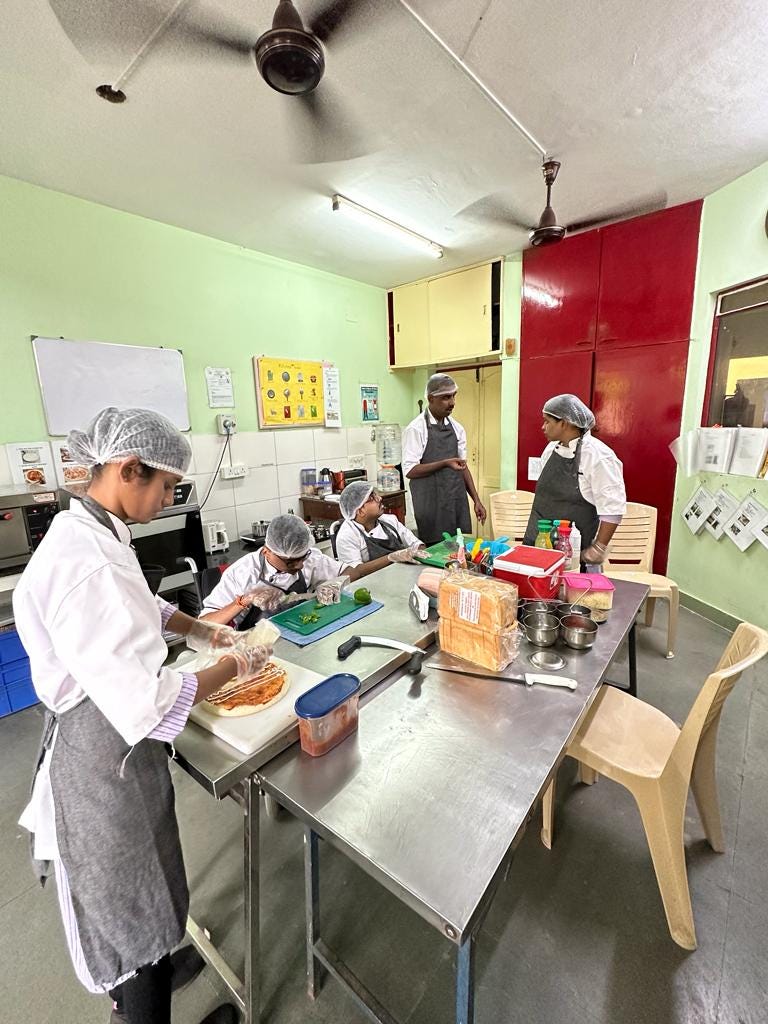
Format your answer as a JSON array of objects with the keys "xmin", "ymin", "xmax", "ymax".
[
  {"xmin": 186, "ymin": 619, "xmax": 240, "ymax": 653},
  {"xmin": 581, "ymin": 542, "xmax": 607, "ymax": 565},
  {"xmin": 218, "ymin": 642, "xmax": 271, "ymax": 683},
  {"xmin": 387, "ymin": 543, "xmax": 426, "ymax": 564},
  {"xmin": 243, "ymin": 583, "xmax": 285, "ymax": 613}
]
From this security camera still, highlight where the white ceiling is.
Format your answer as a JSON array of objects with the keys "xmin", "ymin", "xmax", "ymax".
[{"xmin": 2, "ymin": 0, "xmax": 767, "ymax": 287}]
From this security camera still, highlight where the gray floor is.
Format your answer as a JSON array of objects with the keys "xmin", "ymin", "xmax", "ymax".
[{"xmin": 1, "ymin": 607, "xmax": 767, "ymax": 1024}]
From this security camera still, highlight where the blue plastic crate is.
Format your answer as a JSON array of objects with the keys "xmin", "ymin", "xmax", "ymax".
[
  {"xmin": 0, "ymin": 629, "xmax": 26, "ymax": 665},
  {"xmin": 0, "ymin": 689, "xmax": 10, "ymax": 718},
  {"xmin": 6, "ymin": 678, "xmax": 39, "ymax": 714}
]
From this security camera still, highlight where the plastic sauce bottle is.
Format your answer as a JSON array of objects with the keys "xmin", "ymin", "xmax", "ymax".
[
  {"xmin": 569, "ymin": 524, "xmax": 581, "ymax": 570},
  {"xmin": 534, "ymin": 519, "xmax": 553, "ymax": 549},
  {"xmin": 554, "ymin": 524, "xmax": 573, "ymax": 565},
  {"xmin": 549, "ymin": 519, "xmax": 561, "ymax": 546}
]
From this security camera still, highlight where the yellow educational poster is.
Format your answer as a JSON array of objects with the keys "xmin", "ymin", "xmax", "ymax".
[{"xmin": 254, "ymin": 356, "xmax": 325, "ymax": 428}]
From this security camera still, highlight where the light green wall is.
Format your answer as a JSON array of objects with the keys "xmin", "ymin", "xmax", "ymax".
[
  {"xmin": 668, "ymin": 160, "xmax": 768, "ymax": 628},
  {"xmin": 0, "ymin": 174, "xmax": 416, "ymax": 442}
]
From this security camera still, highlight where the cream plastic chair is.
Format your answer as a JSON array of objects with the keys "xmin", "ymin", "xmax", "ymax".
[
  {"xmin": 489, "ymin": 490, "xmax": 534, "ymax": 543},
  {"xmin": 540, "ymin": 622, "xmax": 768, "ymax": 950},
  {"xmin": 604, "ymin": 502, "xmax": 680, "ymax": 658}
]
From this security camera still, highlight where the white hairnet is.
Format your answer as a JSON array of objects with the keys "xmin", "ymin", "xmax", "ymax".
[
  {"xmin": 265, "ymin": 514, "xmax": 312, "ymax": 559},
  {"xmin": 542, "ymin": 394, "xmax": 596, "ymax": 431},
  {"xmin": 426, "ymin": 373, "xmax": 458, "ymax": 398},
  {"xmin": 67, "ymin": 407, "xmax": 192, "ymax": 475},
  {"xmin": 340, "ymin": 481, "xmax": 374, "ymax": 520}
]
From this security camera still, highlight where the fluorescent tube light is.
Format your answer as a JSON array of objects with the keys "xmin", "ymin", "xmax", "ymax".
[{"xmin": 332, "ymin": 194, "xmax": 444, "ymax": 258}]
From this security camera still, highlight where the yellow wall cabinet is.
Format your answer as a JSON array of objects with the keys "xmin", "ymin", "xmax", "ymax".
[{"xmin": 388, "ymin": 260, "xmax": 502, "ymax": 368}]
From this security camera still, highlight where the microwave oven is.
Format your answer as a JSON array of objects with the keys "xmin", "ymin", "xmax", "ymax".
[{"xmin": 0, "ymin": 486, "xmax": 63, "ymax": 574}]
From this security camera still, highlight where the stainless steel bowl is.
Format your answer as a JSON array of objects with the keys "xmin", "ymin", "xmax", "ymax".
[
  {"xmin": 522, "ymin": 612, "xmax": 560, "ymax": 647},
  {"xmin": 555, "ymin": 602, "xmax": 592, "ymax": 619},
  {"xmin": 560, "ymin": 613, "xmax": 598, "ymax": 650}
]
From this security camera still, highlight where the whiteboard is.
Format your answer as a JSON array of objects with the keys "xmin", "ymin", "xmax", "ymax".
[{"xmin": 32, "ymin": 336, "xmax": 190, "ymax": 435}]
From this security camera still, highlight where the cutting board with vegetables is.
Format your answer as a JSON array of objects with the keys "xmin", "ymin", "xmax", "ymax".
[
  {"xmin": 271, "ymin": 594, "xmax": 363, "ymax": 635},
  {"xmin": 416, "ymin": 538, "xmax": 477, "ymax": 568}
]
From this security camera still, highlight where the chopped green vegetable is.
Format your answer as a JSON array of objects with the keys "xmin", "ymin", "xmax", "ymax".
[
  {"xmin": 353, "ymin": 587, "xmax": 372, "ymax": 605},
  {"xmin": 299, "ymin": 611, "xmax": 321, "ymax": 624}
]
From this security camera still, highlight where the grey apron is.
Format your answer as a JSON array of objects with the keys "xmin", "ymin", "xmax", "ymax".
[
  {"xmin": 409, "ymin": 412, "xmax": 471, "ymax": 546},
  {"xmin": 353, "ymin": 517, "xmax": 405, "ymax": 560},
  {"xmin": 237, "ymin": 549, "xmax": 309, "ymax": 631},
  {"xmin": 28, "ymin": 498, "xmax": 189, "ymax": 987},
  {"xmin": 523, "ymin": 437, "xmax": 600, "ymax": 551}
]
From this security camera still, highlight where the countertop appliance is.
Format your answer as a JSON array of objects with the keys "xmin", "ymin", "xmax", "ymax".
[
  {"xmin": 0, "ymin": 485, "xmax": 63, "ymax": 575},
  {"xmin": 204, "ymin": 521, "xmax": 229, "ymax": 554},
  {"xmin": 130, "ymin": 480, "xmax": 207, "ymax": 597}
]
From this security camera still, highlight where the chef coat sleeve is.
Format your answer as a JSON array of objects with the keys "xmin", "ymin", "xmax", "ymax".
[
  {"xmin": 50, "ymin": 562, "xmax": 186, "ymax": 745},
  {"xmin": 156, "ymin": 595, "xmax": 177, "ymax": 629},
  {"xmin": 394, "ymin": 518, "xmax": 421, "ymax": 547},
  {"xmin": 305, "ymin": 549, "xmax": 350, "ymax": 585},
  {"xmin": 334, "ymin": 521, "xmax": 367, "ymax": 566},
  {"xmin": 147, "ymin": 673, "xmax": 198, "ymax": 741},
  {"xmin": 402, "ymin": 418, "xmax": 427, "ymax": 476},
  {"xmin": 454, "ymin": 420, "xmax": 468, "ymax": 461},
  {"xmin": 582, "ymin": 447, "xmax": 626, "ymax": 517}
]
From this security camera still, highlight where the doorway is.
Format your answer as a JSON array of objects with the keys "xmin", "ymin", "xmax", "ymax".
[{"xmin": 446, "ymin": 364, "xmax": 502, "ymax": 536}]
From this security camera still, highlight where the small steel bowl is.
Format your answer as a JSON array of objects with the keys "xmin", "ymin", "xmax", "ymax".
[
  {"xmin": 518, "ymin": 599, "xmax": 555, "ymax": 621},
  {"xmin": 554, "ymin": 602, "xmax": 592, "ymax": 619},
  {"xmin": 522, "ymin": 612, "xmax": 560, "ymax": 647},
  {"xmin": 560, "ymin": 613, "xmax": 598, "ymax": 650}
]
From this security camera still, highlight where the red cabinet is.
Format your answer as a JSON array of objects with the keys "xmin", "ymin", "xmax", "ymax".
[
  {"xmin": 521, "ymin": 232, "xmax": 601, "ymax": 357},
  {"xmin": 596, "ymin": 201, "xmax": 702, "ymax": 349},
  {"xmin": 517, "ymin": 351, "xmax": 594, "ymax": 489},
  {"xmin": 592, "ymin": 341, "xmax": 689, "ymax": 572}
]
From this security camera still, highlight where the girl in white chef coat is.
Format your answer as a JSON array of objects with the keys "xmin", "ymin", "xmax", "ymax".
[
  {"xmin": 523, "ymin": 394, "xmax": 626, "ymax": 564},
  {"xmin": 15, "ymin": 408, "xmax": 269, "ymax": 1024}
]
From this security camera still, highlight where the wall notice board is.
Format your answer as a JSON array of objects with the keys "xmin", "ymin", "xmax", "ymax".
[
  {"xmin": 254, "ymin": 356, "xmax": 329, "ymax": 428},
  {"xmin": 32, "ymin": 336, "xmax": 190, "ymax": 435}
]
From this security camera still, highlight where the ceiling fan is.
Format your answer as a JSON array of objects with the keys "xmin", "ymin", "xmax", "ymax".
[{"xmin": 461, "ymin": 159, "xmax": 667, "ymax": 248}]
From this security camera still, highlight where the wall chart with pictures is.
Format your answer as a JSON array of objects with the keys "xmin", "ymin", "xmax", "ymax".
[{"xmin": 254, "ymin": 356, "xmax": 329, "ymax": 428}]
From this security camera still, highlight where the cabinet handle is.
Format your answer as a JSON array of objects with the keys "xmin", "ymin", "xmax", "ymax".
[
  {"xmin": 576, "ymin": 339, "xmax": 592, "ymax": 346},
  {"xmin": 483, "ymin": 304, "xmax": 487, "ymax": 316},
  {"xmin": 600, "ymin": 337, "xmax": 615, "ymax": 344},
  {"xmin": 397, "ymin": 323, "xmax": 400, "ymax": 333}
]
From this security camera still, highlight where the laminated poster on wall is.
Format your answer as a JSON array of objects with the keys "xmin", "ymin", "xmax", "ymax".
[
  {"xmin": 703, "ymin": 487, "xmax": 739, "ymax": 541},
  {"xmin": 722, "ymin": 494, "xmax": 768, "ymax": 553},
  {"xmin": 528, "ymin": 457, "xmax": 543, "ymax": 482},
  {"xmin": 253, "ymin": 356, "xmax": 327, "ymax": 428},
  {"xmin": 323, "ymin": 366, "xmax": 342, "ymax": 428},
  {"xmin": 360, "ymin": 384, "xmax": 379, "ymax": 422},
  {"xmin": 205, "ymin": 367, "xmax": 234, "ymax": 409},
  {"xmin": 6, "ymin": 441, "xmax": 55, "ymax": 490},
  {"xmin": 728, "ymin": 428, "xmax": 768, "ymax": 478},
  {"xmin": 51, "ymin": 440, "xmax": 91, "ymax": 488},
  {"xmin": 669, "ymin": 431, "xmax": 698, "ymax": 477},
  {"xmin": 680, "ymin": 485, "xmax": 716, "ymax": 535}
]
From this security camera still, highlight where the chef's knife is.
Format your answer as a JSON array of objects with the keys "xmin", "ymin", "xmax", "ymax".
[{"xmin": 424, "ymin": 655, "xmax": 577, "ymax": 690}]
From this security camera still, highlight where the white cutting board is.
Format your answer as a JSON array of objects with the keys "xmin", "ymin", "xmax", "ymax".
[{"xmin": 174, "ymin": 652, "xmax": 325, "ymax": 756}]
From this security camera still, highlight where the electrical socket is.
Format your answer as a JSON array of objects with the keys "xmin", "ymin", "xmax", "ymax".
[
  {"xmin": 220, "ymin": 464, "xmax": 247, "ymax": 480},
  {"xmin": 348, "ymin": 454, "xmax": 365, "ymax": 469},
  {"xmin": 216, "ymin": 414, "xmax": 237, "ymax": 435}
]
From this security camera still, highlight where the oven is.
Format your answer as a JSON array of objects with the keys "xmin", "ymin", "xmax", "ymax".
[
  {"xmin": 0, "ymin": 486, "xmax": 63, "ymax": 575},
  {"xmin": 130, "ymin": 481, "xmax": 207, "ymax": 597}
]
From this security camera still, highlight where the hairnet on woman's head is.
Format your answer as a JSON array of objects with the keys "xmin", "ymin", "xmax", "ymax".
[
  {"xmin": 542, "ymin": 394, "xmax": 596, "ymax": 431},
  {"xmin": 339, "ymin": 481, "xmax": 374, "ymax": 520},
  {"xmin": 265, "ymin": 514, "xmax": 312, "ymax": 559},
  {"xmin": 426, "ymin": 373, "xmax": 458, "ymax": 398},
  {"xmin": 67, "ymin": 407, "xmax": 192, "ymax": 475}
]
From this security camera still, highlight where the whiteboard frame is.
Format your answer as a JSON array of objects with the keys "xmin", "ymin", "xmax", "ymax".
[{"xmin": 32, "ymin": 336, "xmax": 191, "ymax": 435}]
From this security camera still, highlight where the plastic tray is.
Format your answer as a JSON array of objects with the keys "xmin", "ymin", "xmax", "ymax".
[{"xmin": 271, "ymin": 594, "xmax": 364, "ymax": 636}]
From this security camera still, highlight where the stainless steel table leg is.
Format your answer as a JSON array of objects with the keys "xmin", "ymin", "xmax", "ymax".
[
  {"xmin": 244, "ymin": 775, "xmax": 260, "ymax": 1024},
  {"xmin": 456, "ymin": 933, "xmax": 475, "ymax": 1024},
  {"xmin": 304, "ymin": 827, "xmax": 323, "ymax": 999}
]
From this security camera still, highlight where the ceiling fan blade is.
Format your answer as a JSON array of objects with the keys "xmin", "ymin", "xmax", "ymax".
[
  {"xmin": 566, "ymin": 192, "xmax": 667, "ymax": 234},
  {"xmin": 307, "ymin": 0, "xmax": 368, "ymax": 44},
  {"xmin": 456, "ymin": 193, "xmax": 531, "ymax": 232},
  {"xmin": 287, "ymin": 85, "xmax": 373, "ymax": 163}
]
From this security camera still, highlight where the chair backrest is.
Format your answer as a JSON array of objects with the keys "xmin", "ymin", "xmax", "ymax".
[
  {"xmin": 489, "ymin": 490, "xmax": 535, "ymax": 543},
  {"xmin": 669, "ymin": 622, "xmax": 768, "ymax": 782},
  {"xmin": 329, "ymin": 519, "xmax": 342, "ymax": 559},
  {"xmin": 604, "ymin": 502, "xmax": 657, "ymax": 574}
]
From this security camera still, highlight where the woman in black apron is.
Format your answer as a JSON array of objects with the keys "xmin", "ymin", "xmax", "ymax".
[
  {"xmin": 524, "ymin": 394, "xmax": 625, "ymax": 566},
  {"xmin": 15, "ymin": 408, "xmax": 269, "ymax": 1024}
]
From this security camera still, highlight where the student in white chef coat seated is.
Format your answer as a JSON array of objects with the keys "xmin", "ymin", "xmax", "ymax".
[
  {"xmin": 14, "ymin": 408, "xmax": 269, "ymax": 1024},
  {"xmin": 334, "ymin": 481, "xmax": 426, "ymax": 567},
  {"xmin": 200, "ymin": 513, "xmax": 386, "ymax": 628}
]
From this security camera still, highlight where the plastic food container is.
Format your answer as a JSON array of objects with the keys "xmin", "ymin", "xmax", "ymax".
[{"xmin": 294, "ymin": 673, "xmax": 361, "ymax": 757}]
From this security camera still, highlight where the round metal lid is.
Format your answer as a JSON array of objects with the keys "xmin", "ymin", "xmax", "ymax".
[{"xmin": 529, "ymin": 651, "xmax": 566, "ymax": 671}]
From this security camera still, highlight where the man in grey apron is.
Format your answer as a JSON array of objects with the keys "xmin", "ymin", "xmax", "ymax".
[{"xmin": 403, "ymin": 374, "xmax": 486, "ymax": 546}]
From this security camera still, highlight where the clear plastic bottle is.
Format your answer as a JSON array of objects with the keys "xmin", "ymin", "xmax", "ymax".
[
  {"xmin": 374, "ymin": 424, "xmax": 402, "ymax": 466},
  {"xmin": 554, "ymin": 524, "xmax": 573, "ymax": 565},
  {"xmin": 534, "ymin": 519, "xmax": 553, "ymax": 549},
  {"xmin": 569, "ymin": 524, "xmax": 581, "ymax": 570}
]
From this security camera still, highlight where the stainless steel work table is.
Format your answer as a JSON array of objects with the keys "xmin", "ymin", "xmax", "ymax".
[
  {"xmin": 171, "ymin": 563, "xmax": 436, "ymax": 1023},
  {"xmin": 258, "ymin": 578, "xmax": 649, "ymax": 1024}
]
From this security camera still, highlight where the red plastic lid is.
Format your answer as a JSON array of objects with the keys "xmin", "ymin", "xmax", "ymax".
[{"xmin": 493, "ymin": 546, "xmax": 566, "ymax": 576}]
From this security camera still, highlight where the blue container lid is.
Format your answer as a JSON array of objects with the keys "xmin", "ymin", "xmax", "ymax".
[{"xmin": 294, "ymin": 673, "xmax": 361, "ymax": 719}]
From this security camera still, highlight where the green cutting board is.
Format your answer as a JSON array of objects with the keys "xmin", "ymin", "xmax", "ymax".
[
  {"xmin": 415, "ymin": 537, "xmax": 478, "ymax": 568},
  {"xmin": 271, "ymin": 594, "xmax": 363, "ymax": 635}
]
